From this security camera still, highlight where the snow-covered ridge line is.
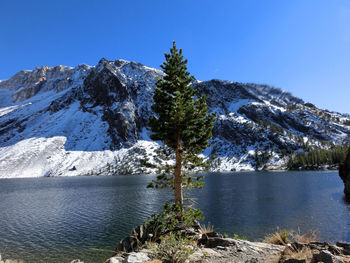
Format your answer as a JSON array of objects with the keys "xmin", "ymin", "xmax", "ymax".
[{"xmin": 0, "ymin": 58, "xmax": 349, "ymax": 178}]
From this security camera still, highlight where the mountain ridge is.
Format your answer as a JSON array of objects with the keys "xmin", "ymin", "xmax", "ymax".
[{"xmin": 0, "ymin": 58, "xmax": 349, "ymax": 178}]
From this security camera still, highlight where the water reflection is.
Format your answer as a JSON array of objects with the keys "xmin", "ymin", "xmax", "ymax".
[
  {"xmin": 0, "ymin": 171, "xmax": 348, "ymax": 263},
  {"xmin": 195, "ymin": 171, "xmax": 347, "ymax": 241}
]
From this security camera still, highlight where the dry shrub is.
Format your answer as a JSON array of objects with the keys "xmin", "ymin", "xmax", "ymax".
[
  {"xmin": 293, "ymin": 229, "xmax": 319, "ymax": 243},
  {"xmin": 200, "ymin": 222, "xmax": 214, "ymax": 235},
  {"xmin": 263, "ymin": 229, "xmax": 293, "ymax": 245},
  {"xmin": 264, "ymin": 228, "xmax": 319, "ymax": 245}
]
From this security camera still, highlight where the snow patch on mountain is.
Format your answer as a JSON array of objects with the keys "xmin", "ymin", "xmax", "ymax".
[{"xmin": 0, "ymin": 58, "xmax": 349, "ymax": 178}]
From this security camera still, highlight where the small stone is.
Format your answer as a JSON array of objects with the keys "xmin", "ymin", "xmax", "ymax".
[
  {"xmin": 216, "ymin": 246, "xmax": 226, "ymax": 250},
  {"xmin": 70, "ymin": 260, "xmax": 84, "ymax": 263}
]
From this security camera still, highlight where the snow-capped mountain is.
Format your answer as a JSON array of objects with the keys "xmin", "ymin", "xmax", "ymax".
[{"xmin": 0, "ymin": 58, "xmax": 349, "ymax": 178}]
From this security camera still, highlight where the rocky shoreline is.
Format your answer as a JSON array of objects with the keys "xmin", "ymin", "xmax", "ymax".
[
  {"xmin": 104, "ymin": 235, "xmax": 350, "ymax": 263},
  {"xmin": 2, "ymin": 232, "xmax": 350, "ymax": 263},
  {"xmin": 105, "ymin": 238, "xmax": 350, "ymax": 263},
  {"xmin": 101, "ymin": 222, "xmax": 350, "ymax": 263},
  {"xmin": 0, "ymin": 255, "xmax": 84, "ymax": 263}
]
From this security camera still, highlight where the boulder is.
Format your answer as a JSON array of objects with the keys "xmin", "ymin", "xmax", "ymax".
[
  {"xmin": 336, "ymin": 241, "xmax": 350, "ymax": 255},
  {"xmin": 198, "ymin": 238, "xmax": 284, "ymax": 263},
  {"xmin": 312, "ymin": 250, "xmax": 345, "ymax": 263},
  {"xmin": 200, "ymin": 236, "xmax": 237, "ymax": 248}
]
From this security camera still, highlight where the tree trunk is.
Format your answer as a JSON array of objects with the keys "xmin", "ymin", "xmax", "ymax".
[{"xmin": 174, "ymin": 133, "xmax": 183, "ymax": 215}]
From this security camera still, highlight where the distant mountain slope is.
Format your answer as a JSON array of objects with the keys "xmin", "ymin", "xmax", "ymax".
[{"xmin": 0, "ymin": 58, "xmax": 349, "ymax": 178}]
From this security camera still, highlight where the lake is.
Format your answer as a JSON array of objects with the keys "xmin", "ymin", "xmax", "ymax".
[{"xmin": 0, "ymin": 171, "xmax": 349, "ymax": 263}]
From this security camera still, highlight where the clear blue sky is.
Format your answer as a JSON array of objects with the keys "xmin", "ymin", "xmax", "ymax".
[{"xmin": 1, "ymin": 0, "xmax": 350, "ymax": 113}]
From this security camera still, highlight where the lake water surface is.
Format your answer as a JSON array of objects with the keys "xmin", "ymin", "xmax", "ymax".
[{"xmin": 0, "ymin": 171, "xmax": 349, "ymax": 263}]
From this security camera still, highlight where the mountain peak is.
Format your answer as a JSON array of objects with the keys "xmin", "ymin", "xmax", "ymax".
[{"xmin": 0, "ymin": 59, "xmax": 349, "ymax": 178}]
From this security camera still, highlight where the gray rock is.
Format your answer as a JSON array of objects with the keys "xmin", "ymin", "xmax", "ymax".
[
  {"xmin": 312, "ymin": 250, "xmax": 344, "ymax": 263},
  {"xmin": 104, "ymin": 256, "xmax": 124, "ymax": 263},
  {"xmin": 200, "ymin": 238, "xmax": 284, "ymax": 263},
  {"xmin": 123, "ymin": 252, "xmax": 150, "ymax": 263},
  {"xmin": 336, "ymin": 241, "xmax": 350, "ymax": 255},
  {"xmin": 216, "ymin": 245, "xmax": 227, "ymax": 250},
  {"xmin": 201, "ymin": 237, "xmax": 237, "ymax": 248}
]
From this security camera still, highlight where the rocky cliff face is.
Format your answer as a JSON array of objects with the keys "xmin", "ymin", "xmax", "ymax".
[
  {"xmin": 339, "ymin": 149, "xmax": 350, "ymax": 199},
  {"xmin": 0, "ymin": 58, "xmax": 350, "ymax": 178}
]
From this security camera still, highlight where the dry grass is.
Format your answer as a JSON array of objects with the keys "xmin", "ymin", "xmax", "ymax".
[
  {"xmin": 265, "ymin": 228, "xmax": 320, "ymax": 263},
  {"xmin": 263, "ymin": 229, "xmax": 293, "ymax": 245},
  {"xmin": 200, "ymin": 223, "xmax": 214, "ymax": 235},
  {"xmin": 283, "ymin": 246, "xmax": 313, "ymax": 262},
  {"xmin": 263, "ymin": 228, "xmax": 319, "ymax": 245},
  {"xmin": 293, "ymin": 229, "xmax": 319, "ymax": 243},
  {"xmin": 144, "ymin": 260, "xmax": 162, "ymax": 263}
]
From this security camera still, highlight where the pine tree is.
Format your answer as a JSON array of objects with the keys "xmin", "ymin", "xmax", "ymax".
[{"xmin": 148, "ymin": 41, "xmax": 215, "ymax": 213}]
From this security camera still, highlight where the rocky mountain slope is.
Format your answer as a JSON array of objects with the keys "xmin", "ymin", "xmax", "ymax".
[{"xmin": 0, "ymin": 58, "xmax": 349, "ymax": 178}]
